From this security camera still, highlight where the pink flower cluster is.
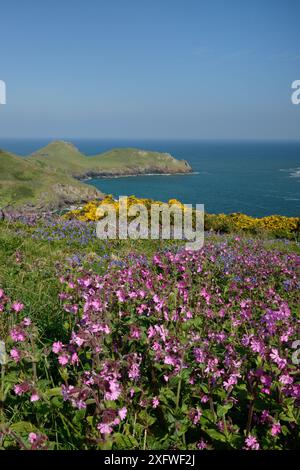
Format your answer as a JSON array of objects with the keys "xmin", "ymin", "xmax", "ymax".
[{"xmin": 50, "ymin": 238, "xmax": 299, "ymax": 448}]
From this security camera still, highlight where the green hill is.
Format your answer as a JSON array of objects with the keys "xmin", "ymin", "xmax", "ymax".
[
  {"xmin": 0, "ymin": 140, "xmax": 193, "ymax": 211},
  {"xmin": 0, "ymin": 149, "xmax": 102, "ymax": 211},
  {"xmin": 29, "ymin": 141, "xmax": 89, "ymax": 177},
  {"xmin": 28, "ymin": 141, "xmax": 193, "ymax": 178},
  {"xmin": 87, "ymin": 147, "xmax": 192, "ymax": 177}
]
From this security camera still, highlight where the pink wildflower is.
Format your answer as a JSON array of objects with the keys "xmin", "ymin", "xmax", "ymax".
[
  {"xmin": 58, "ymin": 354, "xmax": 69, "ymax": 366},
  {"xmin": 129, "ymin": 325, "xmax": 141, "ymax": 339},
  {"xmin": 270, "ymin": 348, "xmax": 287, "ymax": 370},
  {"xmin": 22, "ymin": 317, "xmax": 31, "ymax": 327},
  {"xmin": 271, "ymin": 422, "xmax": 281, "ymax": 436},
  {"xmin": 11, "ymin": 302, "xmax": 24, "ymax": 313},
  {"xmin": 10, "ymin": 328, "xmax": 26, "ymax": 342},
  {"xmin": 152, "ymin": 397, "xmax": 160, "ymax": 409},
  {"xmin": 28, "ymin": 433, "xmax": 37, "ymax": 444},
  {"xmin": 14, "ymin": 382, "xmax": 30, "ymax": 395},
  {"xmin": 10, "ymin": 348, "xmax": 21, "ymax": 362},
  {"xmin": 118, "ymin": 407, "xmax": 127, "ymax": 420},
  {"xmin": 105, "ymin": 379, "xmax": 121, "ymax": 401},
  {"xmin": 197, "ymin": 438, "xmax": 208, "ymax": 450},
  {"xmin": 244, "ymin": 435, "xmax": 260, "ymax": 450},
  {"xmin": 30, "ymin": 393, "xmax": 40, "ymax": 402},
  {"xmin": 128, "ymin": 363, "xmax": 140, "ymax": 380},
  {"xmin": 97, "ymin": 423, "xmax": 113, "ymax": 434},
  {"xmin": 279, "ymin": 374, "xmax": 293, "ymax": 385},
  {"xmin": 52, "ymin": 341, "xmax": 63, "ymax": 354}
]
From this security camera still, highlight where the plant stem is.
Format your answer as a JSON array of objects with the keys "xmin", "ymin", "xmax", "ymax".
[
  {"xmin": 175, "ymin": 375, "xmax": 182, "ymax": 411},
  {"xmin": 143, "ymin": 428, "xmax": 147, "ymax": 450},
  {"xmin": 246, "ymin": 400, "xmax": 254, "ymax": 436},
  {"xmin": 0, "ymin": 364, "xmax": 5, "ymax": 423}
]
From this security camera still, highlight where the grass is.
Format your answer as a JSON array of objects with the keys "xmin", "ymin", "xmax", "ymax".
[{"xmin": 0, "ymin": 149, "xmax": 101, "ymax": 209}]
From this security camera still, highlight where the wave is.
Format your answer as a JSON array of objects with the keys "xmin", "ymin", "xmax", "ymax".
[
  {"xmin": 279, "ymin": 167, "xmax": 300, "ymax": 178},
  {"xmin": 290, "ymin": 168, "xmax": 300, "ymax": 178}
]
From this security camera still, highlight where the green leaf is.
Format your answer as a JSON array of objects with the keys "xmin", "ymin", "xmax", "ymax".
[
  {"xmin": 159, "ymin": 388, "xmax": 177, "ymax": 405},
  {"xmin": 199, "ymin": 384, "xmax": 209, "ymax": 394},
  {"xmin": 72, "ymin": 408, "xmax": 86, "ymax": 424},
  {"xmin": 204, "ymin": 428, "xmax": 227, "ymax": 442},
  {"xmin": 281, "ymin": 425, "xmax": 289, "ymax": 436},
  {"xmin": 86, "ymin": 415, "xmax": 94, "ymax": 426},
  {"xmin": 279, "ymin": 412, "xmax": 295, "ymax": 423},
  {"xmin": 114, "ymin": 433, "xmax": 139, "ymax": 450},
  {"xmin": 10, "ymin": 421, "xmax": 37, "ymax": 434},
  {"xmin": 217, "ymin": 403, "xmax": 233, "ymax": 417},
  {"xmin": 45, "ymin": 387, "xmax": 62, "ymax": 398},
  {"xmin": 51, "ymin": 396, "xmax": 63, "ymax": 408},
  {"xmin": 138, "ymin": 410, "xmax": 156, "ymax": 426}
]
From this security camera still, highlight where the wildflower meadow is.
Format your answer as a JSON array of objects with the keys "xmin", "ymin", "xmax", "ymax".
[{"xmin": 0, "ymin": 210, "xmax": 299, "ymax": 450}]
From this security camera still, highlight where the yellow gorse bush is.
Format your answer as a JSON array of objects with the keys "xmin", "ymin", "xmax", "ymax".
[
  {"xmin": 65, "ymin": 196, "xmax": 300, "ymax": 239},
  {"xmin": 205, "ymin": 212, "xmax": 299, "ymax": 238},
  {"xmin": 65, "ymin": 196, "xmax": 187, "ymax": 222}
]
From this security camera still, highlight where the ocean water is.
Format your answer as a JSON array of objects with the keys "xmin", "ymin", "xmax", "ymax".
[{"xmin": 1, "ymin": 138, "xmax": 300, "ymax": 217}]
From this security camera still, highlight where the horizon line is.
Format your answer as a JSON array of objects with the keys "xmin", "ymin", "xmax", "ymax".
[{"xmin": 1, "ymin": 137, "xmax": 300, "ymax": 142}]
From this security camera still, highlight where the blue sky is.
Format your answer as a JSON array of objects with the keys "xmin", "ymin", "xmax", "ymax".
[{"xmin": 0, "ymin": 0, "xmax": 299, "ymax": 139}]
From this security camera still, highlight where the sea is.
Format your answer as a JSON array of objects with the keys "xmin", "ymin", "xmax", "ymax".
[{"xmin": 1, "ymin": 139, "xmax": 300, "ymax": 217}]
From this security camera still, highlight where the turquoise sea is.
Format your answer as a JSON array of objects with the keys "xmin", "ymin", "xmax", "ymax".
[{"xmin": 1, "ymin": 139, "xmax": 300, "ymax": 217}]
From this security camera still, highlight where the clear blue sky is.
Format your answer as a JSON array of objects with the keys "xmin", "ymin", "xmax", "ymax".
[{"xmin": 0, "ymin": 0, "xmax": 299, "ymax": 139}]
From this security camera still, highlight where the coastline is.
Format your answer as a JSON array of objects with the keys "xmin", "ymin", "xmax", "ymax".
[{"xmin": 81, "ymin": 171, "xmax": 199, "ymax": 181}]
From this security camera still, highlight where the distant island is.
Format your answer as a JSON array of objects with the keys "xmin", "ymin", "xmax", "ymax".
[{"xmin": 0, "ymin": 141, "xmax": 192, "ymax": 211}]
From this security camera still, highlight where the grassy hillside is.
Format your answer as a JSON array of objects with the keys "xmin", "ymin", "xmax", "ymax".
[
  {"xmin": 88, "ymin": 147, "xmax": 192, "ymax": 176},
  {"xmin": 0, "ymin": 149, "xmax": 102, "ymax": 211},
  {"xmin": 29, "ymin": 141, "xmax": 89, "ymax": 177},
  {"xmin": 28, "ymin": 141, "xmax": 193, "ymax": 178},
  {"xmin": 1, "ymin": 140, "xmax": 192, "ymax": 211}
]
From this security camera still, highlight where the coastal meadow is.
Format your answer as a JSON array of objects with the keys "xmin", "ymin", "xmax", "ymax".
[{"xmin": 0, "ymin": 214, "xmax": 299, "ymax": 450}]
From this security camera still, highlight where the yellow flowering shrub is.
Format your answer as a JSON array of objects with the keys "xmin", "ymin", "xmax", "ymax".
[
  {"xmin": 205, "ymin": 212, "xmax": 299, "ymax": 238},
  {"xmin": 65, "ymin": 195, "xmax": 163, "ymax": 222},
  {"xmin": 65, "ymin": 197, "xmax": 300, "ymax": 239}
]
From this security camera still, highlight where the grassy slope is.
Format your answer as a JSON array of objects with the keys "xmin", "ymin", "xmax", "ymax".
[
  {"xmin": 88, "ymin": 148, "xmax": 192, "ymax": 175},
  {"xmin": 0, "ymin": 149, "xmax": 102, "ymax": 210},
  {"xmin": 29, "ymin": 141, "xmax": 89, "ymax": 176},
  {"xmin": 28, "ymin": 141, "xmax": 193, "ymax": 177}
]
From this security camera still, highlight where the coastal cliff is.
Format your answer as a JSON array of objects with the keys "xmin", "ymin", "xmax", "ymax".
[{"xmin": 0, "ymin": 141, "xmax": 193, "ymax": 211}]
